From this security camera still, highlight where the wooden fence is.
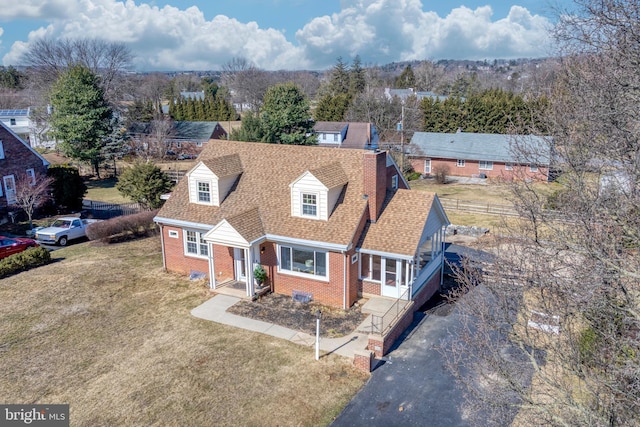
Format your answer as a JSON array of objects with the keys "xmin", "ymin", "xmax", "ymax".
[{"xmin": 439, "ymin": 198, "xmax": 519, "ymax": 216}]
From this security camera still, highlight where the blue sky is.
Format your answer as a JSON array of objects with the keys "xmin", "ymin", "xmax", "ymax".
[{"xmin": 0, "ymin": 1, "xmax": 571, "ymax": 71}]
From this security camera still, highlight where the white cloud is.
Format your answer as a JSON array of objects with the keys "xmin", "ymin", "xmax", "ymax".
[
  {"xmin": 0, "ymin": 1, "xmax": 77, "ymax": 20},
  {"xmin": 1, "ymin": 0, "xmax": 552, "ymax": 71},
  {"xmin": 296, "ymin": 1, "xmax": 552, "ymax": 67}
]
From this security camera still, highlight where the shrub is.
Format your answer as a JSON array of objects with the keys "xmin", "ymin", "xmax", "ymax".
[
  {"xmin": 47, "ymin": 165, "xmax": 87, "ymax": 211},
  {"xmin": 86, "ymin": 210, "xmax": 159, "ymax": 243},
  {"xmin": 0, "ymin": 247, "xmax": 52, "ymax": 278},
  {"xmin": 433, "ymin": 164, "xmax": 450, "ymax": 184},
  {"xmin": 116, "ymin": 162, "xmax": 172, "ymax": 209},
  {"xmin": 406, "ymin": 171, "xmax": 422, "ymax": 181}
]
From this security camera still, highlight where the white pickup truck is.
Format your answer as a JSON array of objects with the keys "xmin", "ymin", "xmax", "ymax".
[{"xmin": 35, "ymin": 217, "xmax": 100, "ymax": 246}]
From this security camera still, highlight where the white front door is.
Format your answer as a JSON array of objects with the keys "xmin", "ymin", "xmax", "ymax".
[
  {"xmin": 381, "ymin": 258, "xmax": 401, "ymax": 298},
  {"xmin": 234, "ymin": 248, "xmax": 247, "ymax": 282},
  {"xmin": 424, "ymin": 159, "xmax": 432, "ymax": 174},
  {"xmin": 3, "ymin": 175, "xmax": 16, "ymax": 204}
]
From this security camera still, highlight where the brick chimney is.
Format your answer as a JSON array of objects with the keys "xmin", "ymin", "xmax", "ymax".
[{"xmin": 363, "ymin": 150, "xmax": 387, "ymax": 223}]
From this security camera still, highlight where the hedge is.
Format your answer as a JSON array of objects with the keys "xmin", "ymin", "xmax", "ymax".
[
  {"xmin": 0, "ymin": 247, "xmax": 52, "ymax": 278},
  {"xmin": 86, "ymin": 209, "xmax": 159, "ymax": 243}
]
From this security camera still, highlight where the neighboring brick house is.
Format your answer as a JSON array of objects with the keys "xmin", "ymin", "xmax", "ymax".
[
  {"xmin": 313, "ymin": 121, "xmax": 379, "ymax": 150},
  {"xmin": 128, "ymin": 121, "xmax": 227, "ymax": 157},
  {"xmin": 408, "ymin": 131, "xmax": 552, "ymax": 181},
  {"xmin": 154, "ymin": 140, "xmax": 449, "ymax": 309},
  {"xmin": 0, "ymin": 121, "xmax": 50, "ymax": 211}
]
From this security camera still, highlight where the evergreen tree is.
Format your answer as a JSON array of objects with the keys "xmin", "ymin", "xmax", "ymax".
[
  {"xmin": 49, "ymin": 65, "xmax": 112, "ymax": 177},
  {"xmin": 230, "ymin": 111, "xmax": 263, "ymax": 142},
  {"xmin": 349, "ymin": 55, "xmax": 366, "ymax": 95},
  {"xmin": 116, "ymin": 161, "xmax": 172, "ymax": 209},
  {"xmin": 261, "ymin": 82, "xmax": 315, "ymax": 145},
  {"xmin": 395, "ymin": 64, "xmax": 416, "ymax": 89},
  {"xmin": 329, "ymin": 57, "xmax": 350, "ymax": 94},
  {"xmin": 47, "ymin": 165, "xmax": 87, "ymax": 211}
]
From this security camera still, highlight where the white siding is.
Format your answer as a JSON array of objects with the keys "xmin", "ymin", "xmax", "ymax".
[
  {"xmin": 327, "ymin": 186, "xmax": 343, "ymax": 216},
  {"xmin": 188, "ymin": 163, "xmax": 219, "ymax": 205},
  {"xmin": 204, "ymin": 220, "xmax": 249, "ymax": 247},
  {"xmin": 218, "ymin": 175, "xmax": 237, "ymax": 202},
  {"xmin": 290, "ymin": 172, "xmax": 328, "ymax": 220}
]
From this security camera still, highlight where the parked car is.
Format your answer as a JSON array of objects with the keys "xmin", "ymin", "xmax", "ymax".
[
  {"xmin": 0, "ymin": 236, "xmax": 40, "ymax": 260},
  {"xmin": 34, "ymin": 217, "xmax": 100, "ymax": 246},
  {"xmin": 177, "ymin": 153, "xmax": 197, "ymax": 160}
]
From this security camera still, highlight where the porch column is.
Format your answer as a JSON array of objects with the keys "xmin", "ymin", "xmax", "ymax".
[
  {"xmin": 245, "ymin": 248, "xmax": 254, "ymax": 297},
  {"xmin": 208, "ymin": 242, "xmax": 216, "ymax": 289}
]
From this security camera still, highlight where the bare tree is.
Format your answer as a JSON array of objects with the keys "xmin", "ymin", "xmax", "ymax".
[
  {"xmin": 221, "ymin": 57, "xmax": 275, "ymax": 112},
  {"xmin": 443, "ymin": 1, "xmax": 640, "ymax": 426},
  {"xmin": 11, "ymin": 173, "xmax": 54, "ymax": 230},
  {"xmin": 21, "ymin": 37, "xmax": 132, "ymax": 104},
  {"xmin": 129, "ymin": 118, "xmax": 175, "ymax": 161}
]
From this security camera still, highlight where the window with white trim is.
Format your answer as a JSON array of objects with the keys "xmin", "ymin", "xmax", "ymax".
[
  {"xmin": 279, "ymin": 245, "xmax": 327, "ymax": 278},
  {"xmin": 424, "ymin": 158, "xmax": 431, "ymax": 174},
  {"xmin": 505, "ymin": 162, "xmax": 514, "ymax": 171},
  {"xmin": 333, "ymin": 133, "xmax": 338, "ymax": 142},
  {"xmin": 185, "ymin": 230, "xmax": 208, "ymax": 257},
  {"xmin": 197, "ymin": 181, "xmax": 211, "ymax": 203},
  {"xmin": 26, "ymin": 169, "xmax": 36, "ymax": 186},
  {"xmin": 0, "ymin": 141, "xmax": 4, "ymax": 159},
  {"xmin": 479, "ymin": 160, "xmax": 493, "ymax": 170},
  {"xmin": 360, "ymin": 253, "xmax": 382, "ymax": 281},
  {"xmin": 529, "ymin": 164, "xmax": 538, "ymax": 172},
  {"xmin": 301, "ymin": 193, "xmax": 317, "ymax": 217},
  {"xmin": 456, "ymin": 159, "xmax": 465, "ymax": 167},
  {"xmin": 391, "ymin": 175, "xmax": 398, "ymax": 190}
]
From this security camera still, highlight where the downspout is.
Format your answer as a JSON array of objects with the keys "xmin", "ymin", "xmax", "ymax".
[
  {"xmin": 159, "ymin": 224, "xmax": 166, "ymax": 270},
  {"xmin": 343, "ymin": 251, "xmax": 348, "ymax": 310},
  {"xmin": 439, "ymin": 226, "xmax": 445, "ymax": 288}
]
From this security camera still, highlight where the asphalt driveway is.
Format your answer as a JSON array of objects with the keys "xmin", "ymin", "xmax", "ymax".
[{"xmin": 332, "ymin": 302, "xmax": 475, "ymax": 427}]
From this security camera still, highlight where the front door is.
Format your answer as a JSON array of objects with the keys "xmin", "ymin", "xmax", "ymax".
[
  {"xmin": 234, "ymin": 248, "xmax": 247, "ymax": 282},
  {"xmin": 381, "ymin": 258, "xmax": 400, "ymax": 298}
]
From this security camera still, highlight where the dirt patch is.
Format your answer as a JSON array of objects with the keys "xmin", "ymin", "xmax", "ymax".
[{"xmin": 226, "ymin": 293, "xmax": 368, "ymax": 338}]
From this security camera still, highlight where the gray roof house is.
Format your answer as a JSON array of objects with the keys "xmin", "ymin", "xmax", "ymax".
[{"xmin": 408, "ymin": 131, "xmax": 552, "ymax": 180}]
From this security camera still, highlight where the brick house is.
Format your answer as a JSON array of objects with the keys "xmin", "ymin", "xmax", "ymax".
[
  {"xmin": 408, "ymin": 131, "xmax": 552, "ymax": 181},
  {"xmin": 154, "ymin": 140, "xmax": 449, "ymax": 309},
  {"xmin": 0, "ymin": 121, "xmax": 50, "ymax": 211},
  {"xmin": 128, "ymin": 121, "xmax": 227, "ymax": 157},
  {"xmin": 313, "ymin": 121, "xmax": 379, "ymax": 150}
]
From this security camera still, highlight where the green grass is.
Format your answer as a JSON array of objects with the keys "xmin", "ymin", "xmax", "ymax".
[
  {"xmin": 0, "ymin": 238, "xmax": 367, "ymax": 425},
  {"xmin": 84, "ymin": 177, "xmax": 132, "ymax": 203}
]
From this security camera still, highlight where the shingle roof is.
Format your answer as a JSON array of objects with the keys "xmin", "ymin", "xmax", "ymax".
[
  {"xmin": 342, "ymin": 122, "xmax": 372, "ymax": 149},
  {"xmin": 200, "ymin": 154, "xmax": 243, "ymax": 178},
  {"xmin": 309, "ymin": 162, "xmax": 349, "ymax": 189},
  {"xmin": 313, "ymin": 121, "xmax": 347, "ymax": 133},
  {"xmin": 157, "ymin": 140, "xmax": 369, "ymax": 246},
  {"xmin": 128, "ymin": 121, "xmax": 219, "ymax": 142},
  {"xmin": 158, "ymin": 140, "xmax": 442, "ymax": 255},
  {"xmin": 409, "ymin": 132, "xmax": 551, "ymax": 165},
  {"xmin": 360, "ymin": 190, "xmax": 435, "ymax": 256}
]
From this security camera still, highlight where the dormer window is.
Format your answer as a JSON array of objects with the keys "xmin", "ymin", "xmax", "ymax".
[
  {"xmin": 198, "ymin": 181, "xmax": 211, "ymax": 203},
  {"xmin": 186, "ymin": 155, "xmax": 243, "ymax": 207},
  {"xmin": 302, "ymin": 193, "xmax": 317, "ymax": 217}
]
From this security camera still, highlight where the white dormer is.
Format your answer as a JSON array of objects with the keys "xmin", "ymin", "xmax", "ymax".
[
  {"xmin": 187, "ymin": 154, "xmax": 243, "ymax": 206},
  {"xmin": 290, "ymin": 163, "xmax": 348, "ymax": 221}
]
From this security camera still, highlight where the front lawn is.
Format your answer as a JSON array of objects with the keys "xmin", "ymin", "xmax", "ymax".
[{"xmin": 0, "ymin": 238, "xmax": 367, "ymax": 425}]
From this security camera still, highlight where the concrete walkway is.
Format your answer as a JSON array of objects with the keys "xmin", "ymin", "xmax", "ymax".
[{"xmin": 191, "ymin": 294, "xmax": 371, "ymax": 358}]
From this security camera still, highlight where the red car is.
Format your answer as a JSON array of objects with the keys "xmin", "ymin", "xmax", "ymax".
[{"xmin": 0, "ymin": 235, "xmax": 40, "ymax": 260}]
